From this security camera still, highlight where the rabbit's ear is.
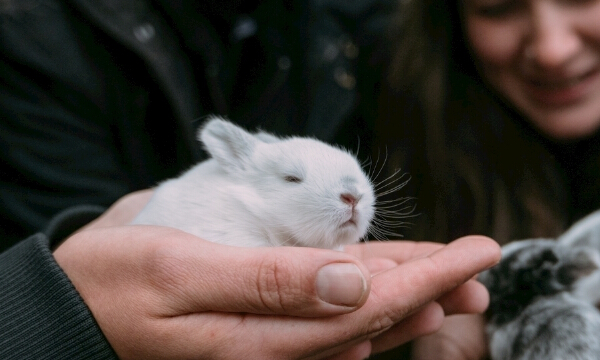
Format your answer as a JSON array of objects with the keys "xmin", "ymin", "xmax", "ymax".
[
  {"xmin": 559, "ymin": 209, "xmax": 600, "ymax": 249},
  {"xmin": 556, "ymin": 247, "xmax": 599, "ymax": 286},
  {"xmin": 254, "ymin": 130, "xmax": 281, "ymax": 143},
  {"xmin": 199, "ymin": 116, "xmax": 258, "ymax": 173}
]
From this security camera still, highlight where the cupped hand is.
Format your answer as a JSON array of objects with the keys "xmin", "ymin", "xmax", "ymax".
[
  {"xmin": 54, "ymin": 226, "xmax": 499, "ymax": 360},
  {"xmin": 54, "ymin": 190, "xmax": 500, "ymax": 359}
]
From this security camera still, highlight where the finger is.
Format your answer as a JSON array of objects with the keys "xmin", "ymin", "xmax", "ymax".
[
  {"xmin": 80, "ymin": 189, "xmax": 154, "ymax": 231},
  {"xmin": 411, "ymin": 314, "xmax": 489, "ymax": 360},
  {"xmin": 362, "ymin": 257, "xmax": 398, "ymax": 275},
  {"xmin": 139, "ymin": 226, "xmax": 372, "ymax": 317},
  {"xmin": 362, "ymin": 236, "xmax": 499, "ymax": 322},
  {"xmin": 370, "ymin": 301, "xmax": 445, "ymax": 354},
  {"xmin": 311, "ymin": 236, "xmax": 499, "ymax": 351},
  {"xmin": 369, "ymin": 278, "xmax": 491, "ymax": 355},
  {"xmin": 256, "ymin": 236, "xmax": 498, "ymax": 353},
  {"xmin": 436, "ymin": 279, "xmax": 490, "ymax": 315},
  {"xmin": 163, "ymin": 235, "xmax": 496, "ymax": 319},
  {"xmin": 322, "ymin": 341, "xmax": 372, "ymax": 360},
  {"xmin": 153, "ymin": 236, "xmax": 500, "ymax": 359},
  {"xmin": 345, "ymin": 240, "xmax": 444, "ymax": 263}
]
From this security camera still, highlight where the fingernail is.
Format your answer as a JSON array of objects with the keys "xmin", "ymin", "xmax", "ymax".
[{"xmin": 316, "ymin": 263, "xmax": 367, "ymax": 307}]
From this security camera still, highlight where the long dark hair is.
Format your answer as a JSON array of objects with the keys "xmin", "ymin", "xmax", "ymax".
[{"xmin": 377, "ymin": 0, "xmax": 570, "ymax": 244}]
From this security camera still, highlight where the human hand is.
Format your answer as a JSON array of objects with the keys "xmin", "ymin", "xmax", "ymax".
[
  {"xmin": 79, "ymin": 189, "xmax": 154, "ymax": 231},
  {"xmin": 411, "ymin": 313, "xmax": 489, "ymax": 360},
  {"xmin": 77, "ymin": 189, "xmax": 154, "ymax": 231},
  {"xmin": 53, "ymin": 225, "xmax": 499, "ymax": 360},
  {"xmin": 342, "ymin": 241, "xmax": 495, "ymax": 357}
]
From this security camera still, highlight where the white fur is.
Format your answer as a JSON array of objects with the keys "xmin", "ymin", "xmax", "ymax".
[
  {"xmin": 132, "ymin": 116, "xmax": 375, "ymax": 249},
  {"xmin": 558, "ymin": 209, "xmax": 600, "ymax": 248},
  {"xmin": 557, "ymin": 209, "xmax": 600, "ymax": 305}
]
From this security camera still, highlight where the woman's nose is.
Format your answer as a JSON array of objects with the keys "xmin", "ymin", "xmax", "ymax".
[{"xmin": 526, "ymin": 2, "xmax": 582, "ymax": 69}]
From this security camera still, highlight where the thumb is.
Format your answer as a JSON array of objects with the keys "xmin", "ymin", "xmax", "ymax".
[{"xmin": 142, "ymin": 226, "xmax": 372, "ymax": 317}]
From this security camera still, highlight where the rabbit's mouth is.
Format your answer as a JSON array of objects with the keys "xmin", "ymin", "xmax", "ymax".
[
  {"xmin": 342, "ymin": 202, "xmax": 362, "ymax": 223},
  {"xmin": 342, "ymin": 215, "xmax": 357, "ymax": 227},
  {"xmin": 338, "ymin": 215, "xmax": 365, "ymax": 241},
  {"xmin": 340, "ymin": 213, "xmax": 359, "ymax": 230}
]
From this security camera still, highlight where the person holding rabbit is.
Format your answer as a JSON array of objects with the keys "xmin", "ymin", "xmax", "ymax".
[{"xmin": 0, "ymin": 0, "xmax": 500, "ymax": 359}]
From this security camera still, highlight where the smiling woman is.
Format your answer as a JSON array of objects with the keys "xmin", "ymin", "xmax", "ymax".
[
  {"xmin": 462, "ymin": 0, "xmax": 600, "ymax": 139},
  {"xmin": 382, "ymin": 0, "xmax": 600, "ymax": 245},
  {"xmin": 380, "ymin": 0, "xmax": 600, "ymax": 359}
]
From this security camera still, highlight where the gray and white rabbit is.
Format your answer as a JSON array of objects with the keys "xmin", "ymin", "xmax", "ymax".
[
  {"xmin": 132, "ymin": 116, "xmax": 377, "ymax": 249},
  {"xmin": 480, "ymin": 235, "xmax": 600, "ymax": 360}
]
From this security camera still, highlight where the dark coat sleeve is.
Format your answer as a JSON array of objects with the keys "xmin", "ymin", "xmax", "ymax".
[
  {"xmin": 0, "ymin": 2, "xmax": 191, "ymax": 356},
  {"xmin": 0, "ymin": 206, "xmax": 118, "ymax": 360}
]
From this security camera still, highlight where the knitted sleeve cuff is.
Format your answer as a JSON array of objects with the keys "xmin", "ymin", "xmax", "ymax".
[{"xmin": 0, "ymin": 209, "xmax": 118, "ymax": 359}]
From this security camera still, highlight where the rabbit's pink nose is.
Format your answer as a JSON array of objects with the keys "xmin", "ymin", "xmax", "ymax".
[{"xmin": 341, "ymin": 193, "xmax": 358, "ymax": 206}]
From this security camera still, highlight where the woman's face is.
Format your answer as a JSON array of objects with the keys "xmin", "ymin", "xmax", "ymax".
[{"xmin": 462, "ymin": 0, "xmax": 600, "ymax": 140}]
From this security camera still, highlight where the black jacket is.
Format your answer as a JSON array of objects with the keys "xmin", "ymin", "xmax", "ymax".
[{"xmin": 0, "ymin": 0, "xmax": 393, "ymax": 357}]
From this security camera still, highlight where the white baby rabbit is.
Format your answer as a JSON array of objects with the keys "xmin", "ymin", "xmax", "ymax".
[{"xmin": 132, "ymin": 116, "xmax": 376, "ymax": 249}]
